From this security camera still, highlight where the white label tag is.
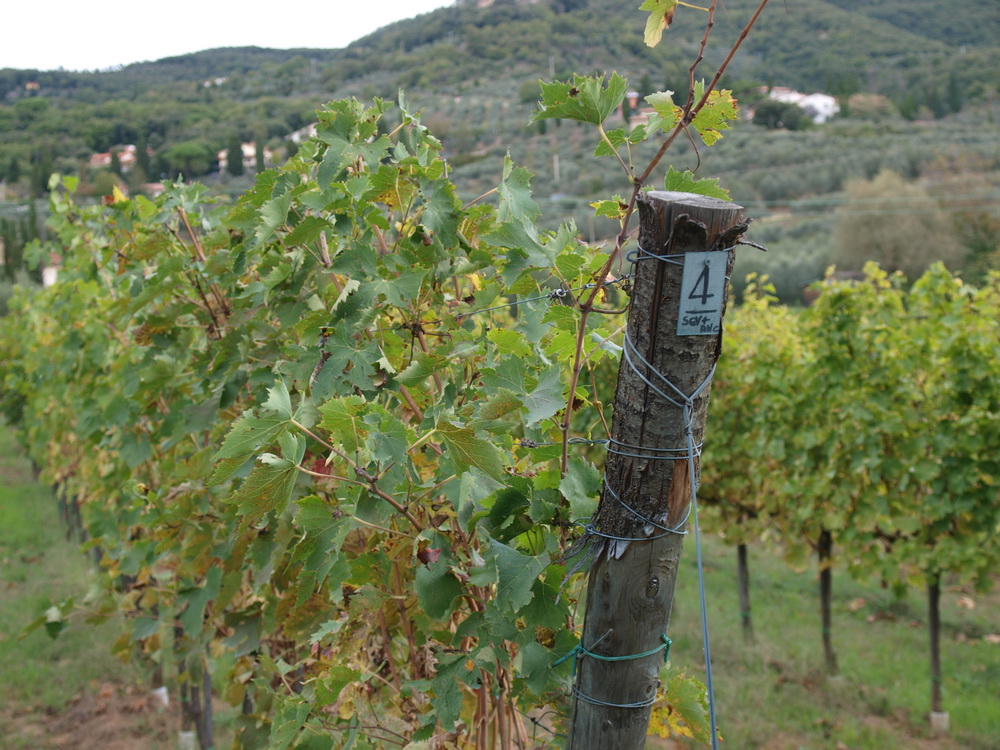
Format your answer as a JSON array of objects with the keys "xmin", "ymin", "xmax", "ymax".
[{"xmin": 676, "ymin": 252, "xmax": 727, "ymax": 336}]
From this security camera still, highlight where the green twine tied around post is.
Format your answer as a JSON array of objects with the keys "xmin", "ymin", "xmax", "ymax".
[{"xmin": 553, "ymin": 633, "xmax": 672, "ymax": 678}]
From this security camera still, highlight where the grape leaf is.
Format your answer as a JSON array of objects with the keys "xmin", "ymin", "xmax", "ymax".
[
  {"xmin": 430, "ymin": 662, "xmax": 465, "ymax": 729},
  {"xmin": 177, "ymin": 567, "xmax": 223, "ymax": 635},
  {"xmin": 314, "ymin": 665, "xmax": 361, "ymax": 708},
  {"xmin": 213, "ymin": 415, "xmax": 289, "ymax": 461},
  {"xmin": 522, "ymin": 368, "xmax": 564, "ymax": 427},
  {"xmin": 231, "ymin": 458, "xmax": 298, "ymax": 532},
  {"xmin": 318, "ymin": 395, "xmax": 367, "ymax": 454},
  {"xmin": 594, "ymin": 127, "xmax": 646, "ymax": 158},
  {"xmin": 559, "ymin": 456, "xmax": 602, "ymax": 519},
  {"xmin": 370, "ymin": 266, "xmax": 428, "ymax": 308},
  {"xmin": 664, "ymin": 167, "xmax": 732, "ymax": 201},
  {"xmin": 269, "ymin": 697, "xmax": 311, "ymax": 750},
  {"xmin": 488, "ymin": 329, "xmax": 533, "ymax": 358},
  {"xmin": 475, "ymin": 389, "xmax": 524, "ymax": 423},
  {"xmin": 645, "ymin": 91, "xmax": 683, "ymax": 132},
  {"xmin": 532, "ymin": 73, "xmax": 628, "ymax": 126},
  {"xmin": 591, "ymin": 197, "xmax": 629, "ymax": 222},
  {"xmin": 396, "ymin": 352, "xmax": 448, "ymax": 386},
  {"xmin": 518, "ymin": 641, "xmax": 554, "ymax": 696},
  {"xmin": 653, "ymin": 672, "xmax": 714, "ymax": 744},
  {"xmin": 256, "ymin": 191, "xmax": 293, "ymax": 244},
  {"xmin": 554, "ymin": 250, "xmax": 587, "ymax": 282},
  {"xmin": 690, "ymin": 84, "xmax": 738, "ymax": 146},
  {"xmin": 415, "ymin": 561, "xmax": 463, "ymax": 620},
  {"xmin": 497, "ymin": 155, "xmax": 540, "ymax": 224},
  {"xmin": 640, "ymin": 0, "xmax": 679, "ymax": 47},
  {"xmin": 437, "ymin": 421, "xmax": 505, "ymax": 481},
  {"xmin": 488, "ymin": 538, "xmax": 547, "ymax": 613},
  {"xmin": 284, "ymin": 215, "xmax": 330, "ymax": 247},
  {"xmin": 263, "ymin": 381, "xmax": 293, "ymax": 419},
  {"xmin": 208, "ymin": 454, "xmax": 253, "ymax": 486}
]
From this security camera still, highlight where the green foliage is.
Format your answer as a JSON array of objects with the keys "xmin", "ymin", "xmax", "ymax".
[
  {"xmin": 5, "ymin": 2, "xmax": 993, "ymax": 746},
  {"xmin": 0, "ymin": 0, "xmax": 762, "ymax": 736},
  {"xmin": 751, "ymin": 99, "xmax": 810, "ymax": 131},
  {"xmin": 0, "ymin": 96, "xmax": 635, "ymax": 746},
  {"xmin": 226, "ymin": 135, "xmax": 245, "ymax": 177},
  {"xmin": 704, "ymin": 265, "xmax": 1000, "ymax": 591},
  {"xmin": 532, "ymin": 72, "xmax": 628, "ymax": 126},
  {"xmin": 833, "ymin": 169, "xmax": 965, "ymax": 279},
  {"xmin": 664, "ymin": 167, "xmax": 731, "ymax": 200},
  {"xmin": 0, "ymin": 0, "xmax": 993, "ymax": 197}
]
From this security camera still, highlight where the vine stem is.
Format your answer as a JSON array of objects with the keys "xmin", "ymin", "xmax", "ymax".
[
  {"xmin": 398, "ymin": 385, "xmax": 425, "ymax": 422},
  {"xmin": 391, "ymin": 562, "xmax": 422, "ymax": 678},
  {"xmin": 176, "ymin": 206, "xmax": 230, "ymax": 315},
  {"xmin": 559, "ymin": 0, "xmax": 770, "ymax": 474},
  {"xmin": 291, "ymin": 419, "xmax": 423, "ymax": 530},
  {"xmin": 598, "ymin": 123, "xmax": 634, "ymax": 181}
]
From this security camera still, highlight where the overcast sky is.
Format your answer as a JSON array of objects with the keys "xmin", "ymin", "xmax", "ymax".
[{"xmin": 1, "ymin": 1, "xmax": 456, "ymax": 71}]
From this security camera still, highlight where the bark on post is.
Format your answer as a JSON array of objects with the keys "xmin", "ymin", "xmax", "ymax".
[{"xmin": 567, "ymin": 192, "xmax": 746, "ymax": 749}]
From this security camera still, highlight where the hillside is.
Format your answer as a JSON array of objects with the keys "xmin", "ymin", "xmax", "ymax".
[
  {"xmin": 325, "ymin": 0, "xmax": 998, "ymax": 98},
  {"xmin": 0, "ymin": 0, "xmax": 995, "ymax": 183},
  {"xmin": 1, "ymin": 0, "xmax": 998, "ymax": 301}
]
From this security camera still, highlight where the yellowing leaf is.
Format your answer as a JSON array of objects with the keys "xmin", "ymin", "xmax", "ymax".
[
  {"xmin": 591, "ymin": 199, "xmax": 628, "ymax": 221},
  {"xmin": 690, "ymin": 85, "xmax": 739, "ymax": 146},
  {"xmin": 648, "ymin": 672, "xmax": 715, "ymax": 744},
  {"xmin": 644, "ymin": 91, "xmax": 683, "ymax": 133},
  {"xmin": 640, "ymin": 0, "xmax": 679, "ymax": 47}
]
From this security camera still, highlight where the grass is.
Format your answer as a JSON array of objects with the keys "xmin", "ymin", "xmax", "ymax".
[
  {"xmin": 662, "ymin": 533, "xmax": 1000, "ymax": 749},
  {"xmin": 0, "ymin": 424, "xmax": 150, "ymax": 745}
]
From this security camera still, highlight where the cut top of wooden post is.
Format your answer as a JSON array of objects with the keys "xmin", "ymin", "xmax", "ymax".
[{"xmin": 594, "ymin": 191, "xmax": 747, "ymax": 558}]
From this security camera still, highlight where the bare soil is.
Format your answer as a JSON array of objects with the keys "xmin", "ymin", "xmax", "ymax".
[{"xmin": 2, "ymin": 681, "xmax": 176, "ymax": 750}]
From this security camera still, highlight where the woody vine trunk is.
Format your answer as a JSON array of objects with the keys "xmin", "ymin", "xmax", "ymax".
[
  {"xmin": 567, "ymin": 192, "xmax": 747, "ymax": 748},
  {"xmin": 737, "ymin": 542, "xmax": 754, "ymax": 642}
]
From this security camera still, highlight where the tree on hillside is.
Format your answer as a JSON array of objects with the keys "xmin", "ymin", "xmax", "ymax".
[
  {"xmin": 6, "ymin": 157, "xmax": 20, "ymax": 184},
  {"xmin": 832, "ymin": 170, "xmax": 965, "ymax": 279},
  {"xmin": 752, "ymin": 99, "xmax": 808, "ymax": 130},
  {"xmin": 226, "ymin": 136, "xmax": 244, "ymax": 177},
  {"xmin": 135, "ymin": 134, "xmax": 152, "ymax": 180},
  {"xmin": 254, "ymin": 137, "xmax": 265, "ymax": 173},
  {"xmin": 162, "ymin": 140, "xmax": 215, "ymax": 180}
]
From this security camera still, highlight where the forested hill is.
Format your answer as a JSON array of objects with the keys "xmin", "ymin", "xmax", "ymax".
[
  {"xmin": 331, "ymin": 0, "xmax": 998, "ymax": 97},
  {"xmin": 2, "ymin": 0, "xmax": 996, "ymax": 102},
  {"xmin": 0, "ymin": 0, "xmax": 997, "ymax": 198}
]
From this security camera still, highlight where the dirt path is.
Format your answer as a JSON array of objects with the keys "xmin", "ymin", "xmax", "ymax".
[{"xmin": 3, "ymin": 681, "xmax": 177, "ymax": 750}]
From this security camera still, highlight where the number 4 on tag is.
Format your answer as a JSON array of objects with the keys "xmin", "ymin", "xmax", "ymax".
[{"xmin": 677, "ymin": 252, "xmax": 727, "ymax": 336}]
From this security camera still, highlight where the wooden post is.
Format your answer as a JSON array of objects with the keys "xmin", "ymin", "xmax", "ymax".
[{"xmin": 567, "ymin": 192, "xmax": 746, "ymax": 748}]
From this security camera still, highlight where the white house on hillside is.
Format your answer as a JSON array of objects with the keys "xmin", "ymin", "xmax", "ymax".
[
  {"xmin": 765, "ymin": 87, "xmax": 840, "ymax": 124},
  {"xmin": 217, "ymin": 142, "xmax": 274, "ymax": 172},
  {"xmin": 88, "ymin": 144, "xmax": 147, "ymax": 171},
  {"xmin": 287, "ymin": 124, "xmax": 317, "ymax": 144}
]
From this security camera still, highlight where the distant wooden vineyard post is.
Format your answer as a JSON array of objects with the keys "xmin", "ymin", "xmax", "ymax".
[{"xmin": 567, "ymin": 192, "xmax": 746, "ymax": 749}]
